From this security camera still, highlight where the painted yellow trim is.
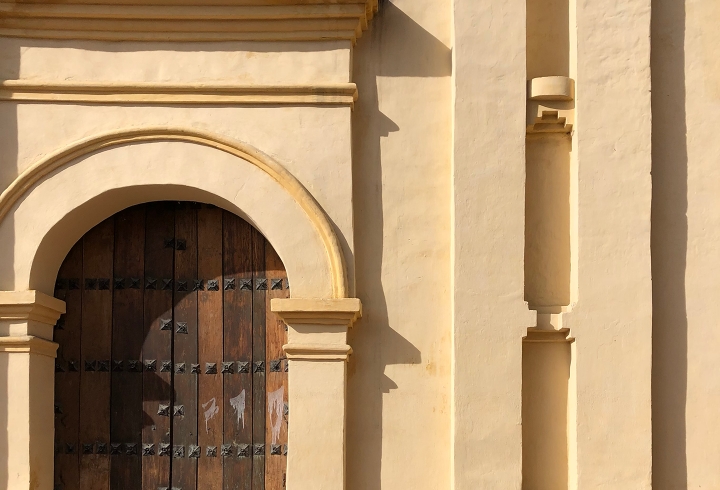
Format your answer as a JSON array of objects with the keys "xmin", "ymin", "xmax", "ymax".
[
  {"xmin": 0, "ymin": 336, "xmax": 59, "ymax": 358},
  {"xmin": 0, "ymin": 128, "xmax": 349, "ymax": 298},
  {"xmin": 0, "ymin": 3, "xmax": 368, "ymax": 20},
  {"xmin": 0, "ymin": 0, "xmax": 378, "ymax": 43},
  {"xmin": 0, "ymin": 290, "xmax": 66, "ymax": 325},
  {"xmin": 0, "ymin": 81, "xmax": 358, "ymax": 107},
  {"xmin": 284, "ymin": 342, "xmax": 353, "ymax": 360},
  {"xmin": 271, "ymin": 297, "xmax": 361, "ymax": 324}
]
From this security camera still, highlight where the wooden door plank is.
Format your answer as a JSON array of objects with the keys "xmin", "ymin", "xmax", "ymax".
[
  {"xmin": 54, "ymin": 242, "xmax": 83, "ymax": 490},
  {"xmin": 142, "ymin": 203, "xmax": 175, "ymax": 490},
  {"xmin": 222, "ymin": 211, "xmax": 253, "ymax": 490},
  {"xmin": 172, "ymin": 203, "xmax": 199, "ymax": 490},
  {"xmin": 251, "ymin": 230, "xmax": 266, "ymax": 490},
  {"xmin": 79, "ymin": 218, "xmax": 114, "ymax": 490},
  {"xmin": 197, "ymin": 205, "xmax": 224, "ymax": 490},
  {"xmin": 110, "ymin": 206, "xmax": 146, "ymax": 490},
  {"xmin": 264, "ymin": 244, "xmax": 289, "ymax": 490}
]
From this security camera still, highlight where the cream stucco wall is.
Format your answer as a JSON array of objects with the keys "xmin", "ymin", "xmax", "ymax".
[
  {"xmin": 0, "ymin": 0, "xmax": 719, "ymax": 489},
  {"xmin": 349, "ymin": 1, "xmax": 452, "ymax": 488},
  {"xmin": 653, "ymin": 0, "xmax": 720, "ymax": 488}
]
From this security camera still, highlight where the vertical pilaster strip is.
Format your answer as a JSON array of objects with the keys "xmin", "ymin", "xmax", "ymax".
[
  {"xmin": 565, "ymin": 0, "xmax": 652, "ymax": 486},
  {"xmin": 272, "ymin": 298, "xmax": 360, "ymax": 490},
  {"xmin": 452, "ymin": 0, "xmax": 534, "ymax": 488},
  {"xmin": 0, "ymin": 291, "xmax": 65, "ymax": 490}
]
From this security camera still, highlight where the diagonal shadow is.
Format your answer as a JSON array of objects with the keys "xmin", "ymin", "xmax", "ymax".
[{"xmin": 348, "ymin": 2, "xmax": 451, "ymax": 489}]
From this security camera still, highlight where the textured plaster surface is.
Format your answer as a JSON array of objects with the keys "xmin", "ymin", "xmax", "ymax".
[
  {"xmin": 348, "ymin": 1, "xmax": 452, "ymax": 488},
  {"xmin": 563, "ymin": 0, "xmax": 653, "ymax": 487},
  {"xmin": 0, "ymin": 0, "xmax": 718, "ymax": 488},
  {"xmin": 0, "ymin": 38, "xmax": 351, "ymax": 85},
  {"xmin": 653, "ymin": 0, "xmax": 720, "ymax": 488},
  {"xmin": 452, "ymin": 0, "xmax": 535, "ymax": 488}
]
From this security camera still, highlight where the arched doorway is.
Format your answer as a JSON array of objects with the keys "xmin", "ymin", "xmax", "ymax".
[{"xmin": 52, "ymin": 201, "xmax": 289, "ymax": 490}]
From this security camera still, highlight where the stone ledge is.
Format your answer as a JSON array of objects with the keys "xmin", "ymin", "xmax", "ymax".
[
  {"xmin": 0, "ymin": 290, "xmax": 66, "ymax": 325},
  {"xmin": 0, "ymin": 81, "xmax": 359, "ymax": 107},
  {"xmin": 283, "ymin": 342, "xmax": 353, "ymax": 360},
  {"xmin": 0, "ymin": 1, "xmax": 379, "ymax": 44},
  {"xmin": 271, "ymin": 298, "xmax": 361, "ymax": 325},
  {"xmin": 0, "ymin": 335, "xmax": 59, "ymax": 358}
]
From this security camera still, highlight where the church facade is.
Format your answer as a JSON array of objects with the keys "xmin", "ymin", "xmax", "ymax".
[{"xmin": 0, "ymin": 0, "xmax": 716, "ymax": 489}]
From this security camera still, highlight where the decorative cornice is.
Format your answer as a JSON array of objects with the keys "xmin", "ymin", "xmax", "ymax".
[
  {"xmin": 283, "ymin": 342, "xmax": 353, "ymax": 360},
  {"xmin": 0, "ymin": 335, "xmax": 59, "ymax": 358},
  {"xmin": 0, "ymin": 1, "xmax": 379, "ymax": 44},
  {"xmin": 271, "ymin": 298, "xmax": 361, "ymax": 325},
  {"xmin": 0, "ymin": 81, "xmax": 358, "ymax": 107},
  {"xmin": 0, "ymin": 128, "xmax": 349, "ymax": 298},
  {"xmin": 0, "ymin": 290, "xmax": 66, "ymax": 326}
]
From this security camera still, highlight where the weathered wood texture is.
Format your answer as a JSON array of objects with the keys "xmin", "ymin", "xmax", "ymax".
[
  {"xmin": 251, "ymin": 229, "xmax": 267, "ymax": 490},
  {"xmin": 173, "ymin": 203, "xmax": 200, "ymax": 490},
  {"xmin": 223, "ymin": 211, "xmax": 254, "ymax": 490},
  {"xmin": 197, "ymin": 205, "xmax": 224, "ymax": 490},
  {"xmin": 54, "ymin": 202, "xmax": 287, "ymax": 490},
  {"xmin": 110, "ymin": 206, "xmax": 145, "ymax": 490},
  {"xmin": 79, "ymin": 217, "xmax": 114, "ymax": 490},
  {"xmin": 54, "ymin": 241, "xmax": 83, "ymax": 490},
  {"xmin": 142, "ymin": 203, "xmax": 174, "ymax": 490},
  {"xmin": 265, "ymin": 245, "xmax": 289, "ymax": 490}
]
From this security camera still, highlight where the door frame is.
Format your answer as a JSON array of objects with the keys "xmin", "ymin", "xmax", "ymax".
[{"xmin": 0, "ymin": 128, "xmax": 361, "ymax": 490}]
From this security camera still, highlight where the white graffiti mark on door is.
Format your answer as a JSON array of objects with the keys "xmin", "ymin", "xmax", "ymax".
[
  {"xmin": 230, "ymin": 390, "xmax": 246, "ymax": 428},
  {"xmin": 268, "ymin": 387, "xmax": 284, "ymax": 445},
  {"xmin": 202, "ymin": 398, "xmax": 219, "ymax": 434}
]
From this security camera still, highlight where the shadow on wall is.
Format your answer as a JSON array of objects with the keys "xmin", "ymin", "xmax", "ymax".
[
  {"xmin": 651, "ymin": 0, "xmax": 688, "ymax": 488},
  {"xmin": 0, "ymin": 41, "xmax": 19, "ymax": 488},
  {"xmin": 348, "ymin": 1, "xmax": 451, "ymax": 489}
]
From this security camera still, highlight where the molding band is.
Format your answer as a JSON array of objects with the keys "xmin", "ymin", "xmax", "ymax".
[
  {"xmin": 271, "ymin": 298, "xmax": 361, "ymax": 325},
  {"xmin": 0, "ymin": 290, "xmax": 66, "ymax": 325},
  {"xmin": 283, "ymin": 343, "xmax": 353, "ymax": 361},
  {"xmin": 0, "ymin": 336, "xmax": 59, "ymax": 358},
  {"xmin": 0, "ymin": 81, "xmax": 359, "ymax": 108},
  {"xmin": 0, "ymin": 128, "xmax": 349, "ymax": 298},
  {"xmin": 0, "ymin": 0, "xmax": 379, "ymax": 44}
]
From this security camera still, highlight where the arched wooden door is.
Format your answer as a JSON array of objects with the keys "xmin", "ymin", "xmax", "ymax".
[{"xmin": 53, "ymin": 202, "xmax": 289, "ymax": 490}]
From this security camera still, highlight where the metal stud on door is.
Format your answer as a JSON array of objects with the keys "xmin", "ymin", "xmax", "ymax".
[{"xmin": 53, "ymin": 202, "xmax": 289, "ymax": 490}]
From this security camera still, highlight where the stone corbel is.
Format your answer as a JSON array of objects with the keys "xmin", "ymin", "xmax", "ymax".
[
  {"xmin": 527, "ymin": 76, "xmax": 575, "ymax": 134},
  {"xmin": 0, "ymin": 291, "xmax": 65, "ymax": 490},
  {"xmin": 271, "ymin": 298, "xmax": 361, "ymax": 490}
]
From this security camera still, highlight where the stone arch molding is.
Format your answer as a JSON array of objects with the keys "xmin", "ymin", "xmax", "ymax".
[
  {"xmin": 0, "ymin": 127, "xmax": 348, "ymax": 299},
  {"xmin": 0, "ymin": 126, "xmax": 361, "ymax": 490}
]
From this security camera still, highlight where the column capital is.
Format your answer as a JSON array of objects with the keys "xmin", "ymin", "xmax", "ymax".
[
  {"xmin": 0, "ymin": 290, "xmax": 66, "ymax": 340},
  {"xmin": 0, "ymin": 290, "xmax": 66, "ymax": 324},
  {"xmin": 270, "ymin": 298, "xmax": 362, "ymax": 326},
  {"xmin": 272, "ymin": 298, "xmax": 361, "ymax": 362}
]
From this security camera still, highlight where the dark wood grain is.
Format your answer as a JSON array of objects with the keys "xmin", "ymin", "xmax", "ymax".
[
  {"xmin": 142, "ymin": 203, "xmax": 174, "ymax": 490},
  {"xmin": 264, "ymin": 244, "xmax": 289, "ymax": 490},
  {"xmin": 197, "ymin": 205, "xmax": 224, "ymax": 490},
  {"xmin": 110, "ymin": 206, "xmax": 145, "ymax": 490},
  {"xmin": 54, "ymin": 241, "xmax": 83, "ymax": 490},
  {"xmin": 223, "ymin": 211, "xmax": 253, "ymax": 490},
  {"xmin": 251, "ymin": 229, "xmax": 266, "ymax": 490},
  {"xmin": 172, "ymin": 203, "xmax": 199, "ymax": 490},
  {"xmin": 79, "ymin": 217, "xmax": 114, "ymax": 490},
  {"xmin": 55, "ymin": 203, "xmax": 284, "ymax": 490}
]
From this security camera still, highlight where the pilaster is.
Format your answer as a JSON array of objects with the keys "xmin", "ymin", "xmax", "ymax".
[
  {"xmin": 272, "ymin": 298, "xmax": 361, "ymax": 490},
  {"xmin": 0, "ymin": 291, "xmax": 64, "ymax": 490}
]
